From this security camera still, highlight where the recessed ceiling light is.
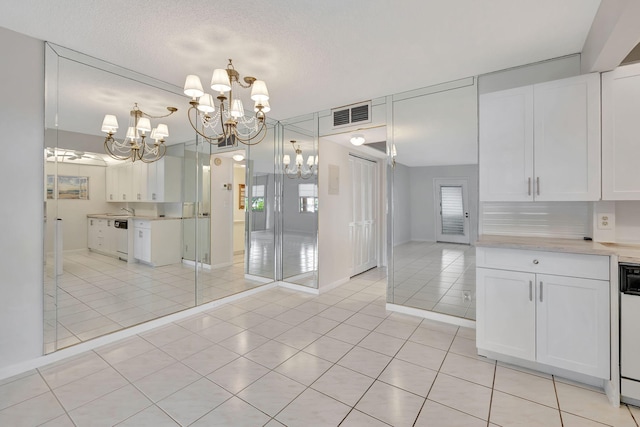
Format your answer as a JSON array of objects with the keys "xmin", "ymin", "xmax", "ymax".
[{"xmin": 350, "ymin": 134, "xmax": 365, "ymax": 146}]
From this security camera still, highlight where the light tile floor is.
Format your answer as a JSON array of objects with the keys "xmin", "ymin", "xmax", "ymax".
[
  {"xmin": 44, "ymin": 251, "xmax": 266, "ymax": 352},
  {"xmin": 392, "ymin": 242, "xmax": 477, "ymax": 320},
  {"xmin": 4, "ymin": 268, "xmax": 638, "ymax": 426}
]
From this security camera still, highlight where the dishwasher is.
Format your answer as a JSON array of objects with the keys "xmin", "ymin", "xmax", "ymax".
[
  {"xmin": 114, "ymin": 220, "xmax": 128, "ymax": 261},
  {"xmin": 620, "ymin": 263, "xmax": 640, "ymax": 405}
]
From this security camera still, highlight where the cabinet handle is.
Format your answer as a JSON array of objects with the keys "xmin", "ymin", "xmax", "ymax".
[
  {"xmin": 139, "ymin": 230, "xmax": 143, "ymax": 238},
  {"xmin": 123, "ymin": 194, "xmax": 126, "ymax": 200},
  {"xmin": 137, "ymin": 193, "xmax": 141, "ymax": 200},
  {"xmin": 536, "ymin": 177, "xmax": 540, "ymax": 196},
  {"xmin": 152, "ymin": 193, "xmax": 156, "ymax": 200},
  {"xmin": 528, "ymin": 177, "xmax": 531, "ymax": 196},
  {"xmin": 539, "ymin": 281, "xmax": 543, "ymax": 302},
  {"xmin": 529, "ymin": 280, "xmax": 533, "ymax": 301},
  {"xmin": 110, "ymin": 194, "xmax": 113, "ymax": 200}
]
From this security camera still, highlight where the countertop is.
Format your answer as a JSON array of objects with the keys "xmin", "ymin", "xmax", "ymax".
[
  {"xmin": 476, "ymin": 235, "xmax": 640, "ymax": 264},
  {"xmin": 87, "ymin": 214, "xmax": 182, "ymax": 221}
]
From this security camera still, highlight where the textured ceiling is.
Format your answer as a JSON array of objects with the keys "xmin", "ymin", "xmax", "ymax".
[{"xmin": 0, "ymin": 0, "xmax": 601, "ymax": 121}]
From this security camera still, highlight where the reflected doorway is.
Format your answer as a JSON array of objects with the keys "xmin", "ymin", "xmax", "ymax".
[
  {"xmin": 350, "ymin": 155, "xmax": 378, "ymax": 276},
  {"xmin": 435, "ymin": 178, "xmax": 470, "ymax": 244}
]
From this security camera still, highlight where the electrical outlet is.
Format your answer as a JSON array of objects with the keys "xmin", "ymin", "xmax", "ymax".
[{"xmin": 597, "ymin": 214, "xmax": 613, "ymax": 230}]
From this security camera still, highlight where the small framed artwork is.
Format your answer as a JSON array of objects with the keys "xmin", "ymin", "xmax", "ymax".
[
  {"xmin": 239, "ymin": 184, "xmax": 246, "ymax": 210},
  {"xmin": 48, "ymin": 175, "xmax": 89, "ymax": 200}
]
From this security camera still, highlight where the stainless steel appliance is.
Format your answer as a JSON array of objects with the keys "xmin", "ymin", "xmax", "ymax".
[
  {"xmin": 114, "ymin": 219, "xmax": 128, "ymax": 261},
  {"xmin": 620, "ymin": 263, "xmax": 640, "ymax": 405}
]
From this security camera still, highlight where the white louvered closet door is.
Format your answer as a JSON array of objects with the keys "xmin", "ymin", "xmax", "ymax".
[
  {"xmin": 435, "ymin": 178, "xmax": 470, "ymax": 244},
  {"xmin": 350, "ymin": 155, "xmax": 377, "ymax": 276}
]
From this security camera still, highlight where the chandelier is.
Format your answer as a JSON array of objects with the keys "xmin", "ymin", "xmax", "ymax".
[
  {"xmin": 101, "ymin": 103, "xmax": 177, "ymax": 163},
  {"xmin": 183, "ymin": 59, "xmax": 270, "ymax": 146},
  {"xmin": 284, "ymin": 140, "xmax": 317, "ymax": 179}
]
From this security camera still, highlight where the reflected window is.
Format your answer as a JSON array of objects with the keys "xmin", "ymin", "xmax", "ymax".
[
  {"xmin": 299, "ymin": 183, "xmax": 318, "ymax": 213},
  {"xmin": 252, "ymin": 184, "xmax": 265, "ymax": 212}
]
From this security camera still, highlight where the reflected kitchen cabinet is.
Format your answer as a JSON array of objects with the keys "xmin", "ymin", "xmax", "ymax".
[{"xmin": 105, "ymin": 156, "xmax": 182, "ymax": 202}]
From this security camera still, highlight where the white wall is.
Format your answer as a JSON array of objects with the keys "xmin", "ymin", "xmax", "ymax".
[
  {"xmin": 210, "ymin": 156, "xmax": 233, "ymax": 268},
  {"xmin": 318, "ymin": 140, "xmax": 351, "ymax": 289},
  {"xmin": 392, "ymin": 163, "xmax": 411, "ymax": 246},
  {"xmin": 0, "ymin": 27, "xmax": 44, "ymax": 369},
  {"xmin": 410, "ymin": 164, "xmax": 479, "ymax": 243},
  {"xmin": 45, "ymin": 162, "xmax": 119, "ymax": 252},
  {"xmin": 615, "ymin": 201, "xmax": 640, "ymax": 243}
]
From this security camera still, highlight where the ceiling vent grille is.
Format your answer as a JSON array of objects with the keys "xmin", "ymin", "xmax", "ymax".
[{"xmin": 332, "ymin": 101, "xmax": 371, "ymax": 128}]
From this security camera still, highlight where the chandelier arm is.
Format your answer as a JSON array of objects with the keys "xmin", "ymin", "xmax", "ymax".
[
  {"xmin": 235, "ymin": 119, "xmax": 268, "ymax": 146},
  {"xmin": 104, "ymin": 135, "xmax": 134, "ymax": 161},
  {"xmin": 140, "ymin": 107, "xmax": 178, "ymax": 119},
  {"xmin": 187, "ymin": 105, "xmax": 223, "ymax": 144}
]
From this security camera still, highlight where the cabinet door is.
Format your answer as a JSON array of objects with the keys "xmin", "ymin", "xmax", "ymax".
[
  {"xmin": 476, "ymin": 267, "xmax": 536, "ymax": 361},
  {"xmin": 133, "ymin": 227, "xmax": 151, "ymax": 263},
  {"xmin": 479, "ymin": 86, "xmax": 534, "ymax": 201},
  {"xmin": 105, "ymin": 167, "xmax": 118, "ymax": 202},
  {"xmin": 87, "ymin": 219, "xmax": 98, "ymax": 249},
  {"xmin": 132, "ymin": 162, "xmax": 148, "ymax": 201},
  {"xmin": 602, "ymin": 63, "xmax": 640, "ymax": 200},
  {"xmin": 533, "ymin": 73, "xmax": 601, "ymax": 201},
  {"xmin": 118, "ymin": 163, "xmax": 133, "ymax": 202},
  {"xmin": 536, "ymin": 274, "xmax": 609, "ymax": 378}
]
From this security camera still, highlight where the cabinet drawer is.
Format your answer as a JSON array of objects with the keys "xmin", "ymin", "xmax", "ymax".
[{"xmin": 476, "ymin": 247, "xmax": 609, "ymax": 280}]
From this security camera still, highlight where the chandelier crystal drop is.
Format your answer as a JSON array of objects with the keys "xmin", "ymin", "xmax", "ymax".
[
  {"xmin": 284, "ymin": 140, "xmax": 317, "ymax": 180},
  {"xmin": 183, "ymin": 59, "xmax": 269, "ymax": 146},
  {"xmin": 101, "ymin": 103, "xmax": 177, "ymax": 163}
]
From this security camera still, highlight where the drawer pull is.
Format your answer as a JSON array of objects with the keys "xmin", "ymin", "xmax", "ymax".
[{"xmin": 533, "ymin": 259, "xmax": 539, "ymax": 265}]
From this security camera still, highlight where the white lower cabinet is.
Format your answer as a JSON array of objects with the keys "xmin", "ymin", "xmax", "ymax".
[
  {"xmin": 476, "ymin": 247, "xmax": 610, "ymax": 379},
  {"xmin": 87, "ymin": 218, "xmax": 117, "ymax": 256},
  {"xmin": 133, "ymin": 219, "xmax": 181, "ymax": 267}
]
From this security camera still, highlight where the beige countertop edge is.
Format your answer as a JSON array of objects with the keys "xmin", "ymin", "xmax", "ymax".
[
  {"xmin": 476, "ymin": 235, "xmax": 640, "ymax": 264},
  {"xmin": 86, "ymin": 214, "xmax": 182, "ymax": 221}
]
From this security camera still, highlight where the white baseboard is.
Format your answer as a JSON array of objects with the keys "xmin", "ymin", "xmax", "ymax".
[
  {"xmin": 244, "ymin": 274, "xmax": 274, "ymax": 284},
  {"xmin": 386, "ymin": 303, "xmax": 476, "ymax": 329},
  {"xmin": 0, "ymin": 283, "xmax": 277, "ymax": 381},
  {"xmin": 181, "ymin": 259, "xmax": 212, "ymax": 270},
  {"xmin": 277, "ymin": 281, "xmax": 320, "ymax": 295},
  {"xmin": 319, "ymin": 277, "xmax": 350, "ymax": 293}
]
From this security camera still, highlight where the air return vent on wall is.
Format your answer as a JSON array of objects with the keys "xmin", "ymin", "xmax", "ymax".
[{"xmin": 332, "ymin": 101, "xmax": 371, "ymax": 128}]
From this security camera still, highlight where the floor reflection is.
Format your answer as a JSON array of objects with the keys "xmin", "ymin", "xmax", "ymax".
[
  {"xmin": 392, "ymin": 242, "xmax": 476, "ymax": 320},
  {"xmin": 44, "ymin": 250, "xmax": 267, "ymax": 352}
]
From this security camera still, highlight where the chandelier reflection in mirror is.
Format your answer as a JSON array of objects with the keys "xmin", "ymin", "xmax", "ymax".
[
  {"xmin": 101, "ymin": 103, "xmax": 177, "ymax": 163},
  {"xmin": 183, "ymin": 59, "xmax": 269, "ymax": 146},
  {"xmin": 284, "ymin": 140, "xmax": 317, "ymax": 179}
]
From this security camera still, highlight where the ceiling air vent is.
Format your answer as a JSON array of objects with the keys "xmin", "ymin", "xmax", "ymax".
[{"xmin": 332, "ymin": 101, "xmax": 371, "ymax": 128}]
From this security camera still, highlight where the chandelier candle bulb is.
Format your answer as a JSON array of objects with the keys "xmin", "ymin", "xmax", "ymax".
[{"xmin": 183, "ymin": 75, "xmax": 204, "ymax": 98}]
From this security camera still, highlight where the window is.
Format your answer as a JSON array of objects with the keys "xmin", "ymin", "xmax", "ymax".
[
  {"xmin": 299, "ymin": 183, "xmax": 318, "ymax": 213},
  {"xmin": 252, "ymin": 184, "xmax": 265, "ymax": 212}
]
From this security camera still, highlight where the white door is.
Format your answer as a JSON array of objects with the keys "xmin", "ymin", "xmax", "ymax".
[
  {"xmin": 536, "ymin": 274, "xmax": 609, "ymax": 378},
  {"xmin": 435, "ymin": 178, "xmax": 469, "ymax": 244},
  {"xmin": 350, "ymin": 155, "xmax": 377, "ymax": 276},
  {"xmin": 476, "ymin": 267, "xmax": 536, "ymax": 361}
]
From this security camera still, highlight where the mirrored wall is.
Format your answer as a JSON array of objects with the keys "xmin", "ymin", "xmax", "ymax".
[
  {"xmin": 280, "ymin": 119, "xmax": 319, "ymax": 288},
  {"xmin": 386, "ymin": 79, "xmax": 479, "ymax": 321},
  {"xmin": 44, "ymin": 43, "xmax": 277, "ymax": 352}
]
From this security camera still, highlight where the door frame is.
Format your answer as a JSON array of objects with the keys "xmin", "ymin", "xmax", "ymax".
[{"xmin": 434, "ymin": 177, "xmax": 470, "ymax": 244}]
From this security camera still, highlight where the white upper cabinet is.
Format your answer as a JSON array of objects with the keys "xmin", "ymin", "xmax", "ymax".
[
  {"xmin": 106, "ymin": 156, "xmax": 182, "ymax": 203},
  {"xmin": 479, "ymin": 73, "xmax": 601, "ymax": 202},
  {"xmin": 479, "ymin": 86, "xmax": 534, "ymax": 201},
  {"xmin": 602, "ymin": 63, "xmax": 640, "ymax": 200}
]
